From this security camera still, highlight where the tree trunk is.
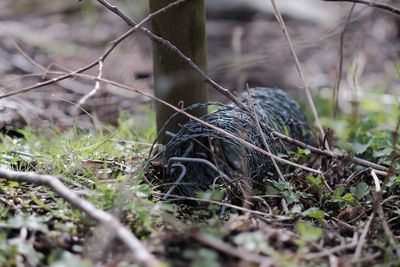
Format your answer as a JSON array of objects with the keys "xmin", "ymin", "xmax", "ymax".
[{"xmin": 149, "ymin": 0, "xmax": 208, "ymax": 144}]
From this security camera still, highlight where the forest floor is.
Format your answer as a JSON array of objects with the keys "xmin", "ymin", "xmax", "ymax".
[{"xmin": 0, "ymin": 1, "xmax": 400, "ymax": 266}]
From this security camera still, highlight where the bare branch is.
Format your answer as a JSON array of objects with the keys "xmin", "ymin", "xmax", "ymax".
[
  {"xmin": 77, "ymin": 74, "xmax": 322, "ymax": 174},
  {"xmin": 73, "ymin": 60, "xmax": 104, "ymax": 115},
  {"xmin": 0, "ymin": 168, "xmax": 159, "ymax": 267},
  {"xmin": 95, "ymin": 0, "xmax": 247, "ymax": 110},
  {"xmin": 353, "ymin": 212, "xmax": 375, "ymax": 261},
  {"xmin": 371, "ymin": 169, "xmax": 400, "ymax": 257},
  {"xmin": 322, "ymin": 0, "xmax": 400, "ymax": 16},
  {"xmin": 270, "ymin": 0, "xmax": 328, "ymax": 150},
  {"xmin": 0, "ymin": 0, "xmax": 186, "ymax": 100},
  {"xmin": 333, "ymin": 3, "xmax": 356, "ymax": 118},
  {"xmin": 77, "ymin": 73, "xmax": 391, "ymax": 175},
  {"xmin": 246, "ymin": 85, "xmax": 286, "ymax": 181}
]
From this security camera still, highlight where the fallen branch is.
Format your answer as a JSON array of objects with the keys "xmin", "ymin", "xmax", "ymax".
[
  {"xmin": 269, "ymin": 129, "xmax": 390, "ymax": 173},
  {"xmin": 0, "ymin": 167, "xmax": 159, "ymax": 267},
  {"xmin": 77, "ymin": 74, "xmax": 322, "ymax": 174},
  {"xmin": 154, "ymin": 192, "xmax": 292, "ymax": 220},
  {"xmin": 371, "ymin": 169, "xmax": 400, "ymax": 257},
  {"xmin": 75, "ymin": 73, "xmax": 391, "ymax": 176},
  {"xmin": 302, "ymin": 232, "xmax": 358, "ymax": 260}
]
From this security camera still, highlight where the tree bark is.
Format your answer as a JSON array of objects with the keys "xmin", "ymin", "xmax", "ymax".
[{"xmin": 149, "ymin": 0, "xmax": 208, "ymax": 144}]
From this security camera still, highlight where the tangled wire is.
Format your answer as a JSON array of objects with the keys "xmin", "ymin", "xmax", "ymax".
[{"xmin": 150, "ymin": 87, "xmax": 313, "ymax": 200}]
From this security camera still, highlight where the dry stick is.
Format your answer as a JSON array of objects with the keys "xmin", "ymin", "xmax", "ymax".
[
  {"xmin": 387, "ymin": 107, "xmax": 400, "ymax": 179},
  {"xmin": 302, "ymin": 232, "xmax": 358, "ymax": 260},
  {"xmin": 0, "ymin": 168, "xmax": 159, "ymax": 267},
  {"xmin": 0, "ymin": 0, "xmax": 187, "ymax": 100},
  {"xmin": 246, "ymin": 85, "xmax": 286, "ymax": 182},
  {"xmin": 266, "ymin": 128, "xmax": 389, "ymax": 173},
  {"xmin": 270, "ymin": 0, "xmax": 328, "ymax": 150},
  {"xmin": 78, "ymin": 74, "xmax": 321, "ymax": 174},
  {"xmin": 353, "ymin": 212, "xmax": 375, "ymax": 261},
  {"xmin": 154, "ymin": 192, "xmax": 291, "ymax": 220},
  {"xmin": 78, "ymin": 73, "xmax": 390, "ymax": 175},
  {"xmin": 6, "ymin": 35, "xmax": 65, "ymax": 77},
  {"xmin": 95, "ymin": 0, "xmax": 247, "ymax": 111},
  {"xmin": 371, "ymin": 169, "xmax": 400, "ymax": 257},
  {"xmin": 322, "ymin": 0, "xmax": 400, "ymax": 16},
  {"xmin": 73, "ymin": 60, "xmax": 104, "ymax": 115},
  {"xmin": 0, "ymin": 30, "xmax": 129, "ymax": 99},
  {"xmin": 332, "ymin": 3, "xmax": 356, "ymax": 118},
  {"xmin": 4, "ymin": 8, "xmax": 389, "ymax": 175}
]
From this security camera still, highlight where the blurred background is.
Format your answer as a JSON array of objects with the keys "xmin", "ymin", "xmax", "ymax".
[{"xmin": 0, "ymin": 0, "xmax": 399, "ymax": 135}]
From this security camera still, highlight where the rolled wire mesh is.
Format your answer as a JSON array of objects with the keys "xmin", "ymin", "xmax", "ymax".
[{"xmin": 151, "ymin": 87, "xmax": 312, "ymax": 198}]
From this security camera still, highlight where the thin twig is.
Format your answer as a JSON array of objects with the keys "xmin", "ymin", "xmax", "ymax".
[
  {"xmin": 353, "ymin": 212, "xmax": 375, "ymax": 261},
  {"xmin": 95, "ymin": 0, "xmax": 247, "ymax": 110},
  {"xmin": 265, "ymin": 127, "xmax": 389, "ymax": 173},
  {"xmin": 193, "ymin": 232, "xmax": 274, "ymax": 265},
  {"xmin": 77, "ymin": 74, "xmax": 322, "ymax": 174},
  {"xmin": 270, "ymin": 0, "xmax": 328, "ymax": 150},
  {"xmin": 0, "ymin": 167, "xmax": 159, "ymax": 267},
  {"xmin": 371, "ymin": 169, "xmax": 382, "ymax": 193},
  {"xmin": 6, "ymin": 34, "xmax": 64, "ymax": 77},
  {"xmin": 371, "ymin": 169, "xmax": 400, "ymax": 257},
  {"xmin": 322, "ymin": 0, "xmax": 400, "ymax": 16},
  {"xmin": 302, "ymin": 232, "xmax": 358, "ymax": 260},
  {"xmin": 332, "ymin": 3, "xmax": 356, "ymax": 118},
  {"xmin": 77, "ymin": 73, "xmax": 391, "ymax": 175},
  {"xmin": 246, "ymin": 85, "xmax": 286, "ymax": 181},
  {"xmin": 0, "ymin": 0, "xmax": 186, "ymax": 100},
  {"xmin": 73, "ymin": 60, "xmax": 104, "ymax": 115},
  {"xmin": 154, "ymin": 192, "xmax": 291, "ymax": 220},
  {"xmin": 387, "ymin": 106, "xmax": 400, "ymax": 179}
]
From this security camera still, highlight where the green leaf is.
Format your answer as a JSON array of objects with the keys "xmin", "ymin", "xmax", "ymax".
[
  {"xmin": 296, "ymin": 221, "xmax": 322, "ymax": 242},
  {"xmin": 350, "ymin": 182, "xmax": 370, "ymax": 200},
  {"xmin": 387, "ymin": 176, "xmax": 400, "ymax": 188},
  {"xmin": 373, "ymin": 147, "xmax": 392, "ymax": 158},
  {"xmin": 342, "ymin": 193, "xmax": 356, "ymax": 205},
  {"xmin": 298, "ymin": 148, "xmax": 311, "ymax": 155},
  {"xmin": 302, "ymin": 208, "xmax": 325, "ymax": 223},
  {"xmin": 272, "ymin": 180, "xmax": 301, "ymax": 204},
  {"xmin": 352, "ymin": 141, "xmax": 372, "ymax": 154}
]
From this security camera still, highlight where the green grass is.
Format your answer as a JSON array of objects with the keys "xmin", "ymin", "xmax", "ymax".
[{"xmin": 0, "ymin": 98, "xmax": 399, "ymax": 267}]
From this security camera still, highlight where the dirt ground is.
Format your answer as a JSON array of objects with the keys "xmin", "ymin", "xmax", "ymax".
[{"xmin": 0, "ymin": 0, "xmax": 399, "ymax": 132}]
